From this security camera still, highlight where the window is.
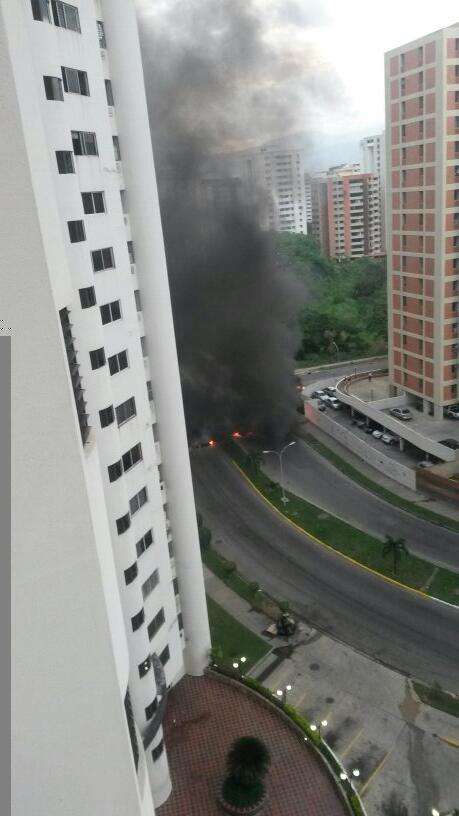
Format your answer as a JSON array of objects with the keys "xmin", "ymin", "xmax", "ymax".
[
  {"xmin": 31, "ymin": 0, "xmax": 51, "ymax": 22},
  {"xmin": 108, "ymin": 350, "xmax": 129, "ymax": 375},
  {"xmin": 79, "ymin": 286, "xmax": 96, "ymax": 309},
  {"xmin": 173, "ymin": 577, "xmax": 179, "ymax": 595},
  {"xmin": 51, "ymin": 1, "xmax": 80, "ymax": 31},
  {"xmin": 152, "ymin": 739, "xmax": 164, "ymax": 762},
  {"xmin": 89, "ymin": 347, "xmax": 105, "ymax": 370},
  {"xmin": 99, "ymin": 405, "xmax": 115, "ymax": 428},
  {"xmin": 455, "ymin": 166, "xmax": 459, "ymax": 178},
  {"xmin": 97, "ymin": 20, "xmax": 106, "ymax": 48},
  {"xmin": 455, "ymin": 116, "xmax": 459, "ymax": 130},
  {"xmin": 140, "ymin": 336, "xmax": 148, "ymax": 357},
  {"xmin": 131, "ymin": 608, "xmax": 145, "ymax": 632},
  {"xmin": 142, "ymin": 569, "xmax": 159, "ymax": 600},
  {"xmin": 108, "ymin": 459, "xmax": 122, "ymax": 482},
  {"xmin": 136, "ymin": 529, "xmax": 153, "ymax": 558},
  {"xmin": 82, "ymin": 191, "xmax": 105, "ymax": 214},
  {"xmin": 134, "ymin": 290, "xmax": 142, "ymax": 312},
  {"xmin": 127, "ymin": 241, "xmax": 135, "ymax": 263},
  {"xmin": 67, "ymin": 220, "xmax": 86, "ymax": 243},
  {"xmin": 139, "ymin": 656, "xmax": 151, "ymax": 679},
  {"xmin": 124, "ymin": 690, "xmax": 139, "ymax": 771},
  {"xmin": 456, "ymin": 65, "xmax": 459, "ymax": 79},
  {"xmin": 116, "ymin": 396, "xmax": 136, "ymax": 426},
  {"xmin": 100, "ymin": 299, "xmax": 121, "ymax": 325},
  {"xmin": 113, "ymin": 135, "xmax": 121, "ymax": 161},
  {"xmin": 146, "ymin": 380, "xmax": 153, "ymax": 402},
  {"xmin": 105, "ymin": 79, "xmax": 115, "ymax": 106},
  {"xmin": 145, "ymin": 698, "xmax": 158, "ymax": 720},
  {"xmin": 454, "ymin": 236, "xmax": 459, "ymax": 248},
  {"xmin": 147, "ymin": 607, "xmax": 165, "ymax": 640},
  {"xmin": 159, "ymin": 645, "xmax": 170, "ymax": 666},
  {"xmin": 43, "ymin": 76, "xmax": 63, "ymax": 101},
  {"xmin": 130, "ymin": 487, "xmax": 148, "ymax": 517},
  {"xmin": 122, "ymin": 443, "xmax": 142, "ymax": 472},
  {"xmin": 456, "ymin": 91, "xmax": 459, "ymax": 104},
  {"xmin": 116, "ymin": 513, "xmax": 130, "ymax": 535},
  {"xmin": 56, "ymin": 150, "xmax": 75, "ymax": 174},
  {"xmin": 91, "ymin": 247, "xmax": 115, "ymax": 272},
  {"xmin": 177, "ymin": 612, "xmax": 184, "ymax": 631},
  {"xmin": 62, "ymin": 66, "xmax": 89, "ymax": 95},
  {"xmin": 124, "ymin": 562, "xmax": 138, "ymax": 586},
  {"xmin": 71, "ymin": 130, "xmax": 98, "ymax": 156}
]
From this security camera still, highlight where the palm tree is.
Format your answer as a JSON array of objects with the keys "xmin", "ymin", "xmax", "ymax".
[
  {"xmin": 221, "ymin": 736, "xmax": 271, "ymax": 809},
  {"xmin": 382, "ymin": 535, "xmax": 408, "ymax": 575}
]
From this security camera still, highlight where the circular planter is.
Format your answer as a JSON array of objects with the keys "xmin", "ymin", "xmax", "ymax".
[{"xmin": 217, "ymin": 786, "xmax": 269, "ymax": 815}]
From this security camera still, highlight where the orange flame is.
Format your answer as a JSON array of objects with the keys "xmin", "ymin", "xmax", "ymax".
[
  {"xmin": 232, "ymin": 431, "xmax": 242, "ymax": 438},
  {"xmin": 208, "ymin": 439, "xmax": 216, "ymax": 447}
]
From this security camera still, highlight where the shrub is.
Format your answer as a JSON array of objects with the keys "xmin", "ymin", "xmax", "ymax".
[
  {"xmin": 223, "ymin": 560, "xmax": 237, "ymax": 577},
  {"xmin": 221, "ymin": 778, "xmax": 264, "ymax": 808},
  {"xmin": 248, "ymin": 581, "xmax": 260, "ymax": 595},
  {"xmin": 226, "ymin": 736, "xmax": 271, "ymax": 787},
  {"xmin": 199, "ymin": 525, "xmax": 212, "ymax": 551}
]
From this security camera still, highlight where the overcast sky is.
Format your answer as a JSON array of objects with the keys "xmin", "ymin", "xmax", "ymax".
[{"xmin": 300, "ymin": 0, "xmax": 459, "ymax": 135}]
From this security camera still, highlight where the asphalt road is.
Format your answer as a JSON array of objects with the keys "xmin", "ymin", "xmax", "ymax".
[
  {"xmin": 296, "ymin": 358, "xmax": 388, "ymax": 388},
  {"xmin": 275, "ymin": 436, "xmax": 459, "ymax": 571},
  {"xmin": 192, "ymin": 447, "xmax": 459, "ymax": 692}
]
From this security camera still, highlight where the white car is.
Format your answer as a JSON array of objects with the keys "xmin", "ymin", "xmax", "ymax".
[
  {"xmin": 418, "ymin": 459, "xmax": 434, "ymax": 469},
  {"xmin": 446, "ymin": 406, "xmax": 459, "ymax": 420},
  {"xmin": 390, "ymin": 407, "xmax": 413, "ymax": 421},
  {"xmin": 381, "ymin": 433, "xmax": 399, "ymax": 445},
  {"xmin": 372, "ymin": 429, "xmax": 385, "ymax": 439},
  {"xmin": 327, "ymin": 396, "xmax": 342, "ymax": 410}
]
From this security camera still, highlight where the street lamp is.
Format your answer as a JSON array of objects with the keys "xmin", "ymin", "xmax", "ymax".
[
  {"xmin": 332, "ymin": 340, "xmax": 339, "ymax": 362},
  {"xmin": 262, "ymin": 441, "xmax": 296, "ymax": 505},
  {"xmin": 275, "ymin": 683, "xmax": 292, "ymax": 703},
  {"xmin": 232, "ymin": 656, "xmax": 247, "ymax": 675},
  {"xmin": 310, "ymin": 719, "xmax": 328, "ymax": 738},
  {"xmin": 431, "ymin": 810, "xmax": 440, "ymax": 816}
]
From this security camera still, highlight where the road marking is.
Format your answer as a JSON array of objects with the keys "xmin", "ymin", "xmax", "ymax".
[
  {"xmin": 340, "ymin": 726, "xmax": 365, "ymax": 758},
  {"xmin": 438, "ymin": 736, "xmax": 459, "ymax": 749},
  {"xmin": 232, "ymin": 461, "xmax": 454, "ymax": 605},
  {"xmin": 359, "ymin": 748, "xmax": 392, "ymax": 796}
]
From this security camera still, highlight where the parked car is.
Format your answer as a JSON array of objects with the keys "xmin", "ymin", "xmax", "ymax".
[
  {"xmin": 324, "ymin": 386, "xmax": 337, "ymax": 396},
  {"xmin": 311, "ymin": 389, "xmax": 326, "ymax": 400},
  {"xmin": 318, "ymin": 402, "xmax": 327, "ymax": 412},
  {"xmin": 381, "ymin": 433, "xmax": 399, "ymax": 445},
  {"xmin": 446, "ymin": 406, "xmax": 459, "ymax": 420},
  {"xmin": 327, "ymin": 396, "xmax": 342, "ymax": 410},
  {"xmin": 355, "ymin": 419, "xmax": 366, "ymax": 429},
  {"xmin": 439, "ymin": 438, "xmax": 459, "ymax": 450},
  {"xmin": 418, "ymin": 459, "xmax": 434, "ymax": 468},
  {"xmin": 389, "ymin": 407, "xmax": 413, "ymax": 421},
  {"xmin": 372, "ymin": 428, "xmax": 385, "ymax": 439},
  {"xmin": 365, "ymin": 423, "xmax": 380, "ymax": 434}
]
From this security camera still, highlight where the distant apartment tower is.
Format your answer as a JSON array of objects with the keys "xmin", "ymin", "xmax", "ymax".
[
  {"xmin": 311, "ymin": 164, "xmax": 383, "ymax": 259},
  {"xmin": 360, "ymin": 132, "xmax": 386, "ymax": 252},
  {"xmin": 385, "ymin": 23, "xmax": 459, "ymax": 418},
  {"xmin": 244, "ymin": 145, "xmax": 307, "ymax": 234},
  {"xmin": 304, "ymin": 173, "xmax": 313, "ymax": 233},
  {"xmin": 4, "ymin": 2, "xmax": 210, "ymax": 815}
]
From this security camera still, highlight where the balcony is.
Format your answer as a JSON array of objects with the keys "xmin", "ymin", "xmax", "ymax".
[{"xmin": 141, "ymin": 653, "xmax": 168, "ymax": 749}]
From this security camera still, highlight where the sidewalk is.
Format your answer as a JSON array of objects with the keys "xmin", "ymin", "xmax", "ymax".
[{"xmin": 204, "ymin": 566, "xmax": 459, "ymax": 815}]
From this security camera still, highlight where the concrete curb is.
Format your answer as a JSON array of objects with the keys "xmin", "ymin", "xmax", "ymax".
[{"xmin": 295, "ymin": 356, "xmax": 387, "ymax": 375}]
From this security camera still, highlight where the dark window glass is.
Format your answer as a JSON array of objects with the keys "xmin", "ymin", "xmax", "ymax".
[
  {"xmin": 142, "ymin": 569, "xmax": 159, "ymax": 600},
  {"xmin": 147, "ymin": 607, "xmax": 165, "ymax": 641},
  {"xmin": 177, "ymin": 612, "xmax": 184, "ymax": 630},
  {"xmin": 31, "ymin": 0, "xmax": 51, "ymax": 22},
  {"xmin": 115, "ymin": 397, "xmax": 136, "ymax": 427},
  {"xmin": 97, "ymin": 20, "xmax": 106, "ymax": 48},
  {"xmin": 159, "ymin": 645, "xmax": 170, "ymax": 666},
  {"xmin": 56, "ymin": 150, "xmax": 75, "ymax": 174},
  {"xmin": 100, "ymin": 300, "xmax": 121, "ymax": 325},
  {"xmin": 138, "ymin": 656, "xmax": 151, "ymax": 679},
  {"xmin": 91, "ymin": 247, "xmax": 114, "ymax": 272},
  {"xmin": 136, "ymin": 529, "xmax": 153, "ymax": 558},
  {"xmin": 152, "ymin": 739, "xmax": 164, "ymax": 762},
  {"xmin": 62, "ymin": 66, "xmax": 89, "ymax": 95},
  {"xmin": 108, "ymin": 460, "xmax": 122, "ymax": 482},
  {"xmin": 146, "ymin": 380, "xmax": 153, "ymax": 401},
  {"xmin": 134, "ymin": 290, "xmax": 142, "ymax": 311},
  {"xmin": 113, "ymin": 135, "xmax": 121, "ymax": 161},
  {"xmin": 82, "ymin": 191, "xmax": 105, "ymax": 214},
  {"xmin": 105, "ymin": 79, "xmax": 115, "ymax": 106},
  {"xmin": 108, "ymin": 350, "xmax": 128, "ymax": 375},
  {"xmin": 127, "ymin": 240, "xmax": 135, "ymax": 263},
  {"xmin": 68, "ymin": 220, "xmax": 86, "ymax": 243},
  {"xmin": 99, "ymin": 405, "xmax": 115, "ymax": 428},
  {"xmin": 71, "ymin": 130, "xmax": 98, "ymax": 156},
  {"xmin": 130, "ymin": 487, "xmax": 147, "ymax": 516},
  {"xmin": 124, "ymin": 562, "xmax": 138, "ymax": 585},
  {"xmin": 122, "ymin": 443, "xmax": 142, "ymax": 472},
  {"xmin": 145, "ymin": 698, "xmax": 158, "ymax": 720},
  {"xmin": 51, "ymin": 1, "xmax": 80, "ymax": 32},
  {"xmin": 173, "ymin": 577, "xmax": 179, "ymax": 595},
  {"xmin": 131, "ymin": 608, "xmax": 145, "ymax": 632},
  {"xmin": 79, "ymin": 286, "xmax": 96, "ymax": 309},
  {"xmin": 89, "ymin": 347, "xmax": 105, "ymax": 370},
  {"xmin": 116, "ymin": 513, "xmax": 130, "ymax": 535},
  {"xmin": 43, "ymin": 76, "xmax": 64, "ymax": 100}
]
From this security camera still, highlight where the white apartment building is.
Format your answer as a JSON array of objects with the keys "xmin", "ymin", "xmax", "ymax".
[
  {"xmin": 3, "ymin": 1, "xmax": 210, "ymax": 814},
  {"xmin": 360, "ymin": 132, "xmax": 386, "ymax": 252}
]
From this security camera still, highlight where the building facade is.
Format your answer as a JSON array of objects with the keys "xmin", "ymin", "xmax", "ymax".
[
  {"xmin": 311, "ymin": 164, "xmax": 383, "ymax": 259},
  {"xmin": 360, "ymin": 132, "xmax": 386, "ymax": 252},
  {"xmin": 385, "ymin": 23, "xmax": 459, "ymax": 417},
  {"xmin": 4, "ymin": 1, "xmax": 210, "ymax": 814}
]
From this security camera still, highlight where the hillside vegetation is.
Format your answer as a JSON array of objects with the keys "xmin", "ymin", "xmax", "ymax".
[{"xmin": 276, "ymin": 234, "xmax": 388, "ymax": 365}]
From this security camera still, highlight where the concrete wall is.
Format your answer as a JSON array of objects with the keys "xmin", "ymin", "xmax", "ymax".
[
  {"xmin": 304, "ymin": 404, "xmax": 417, "ymax": 490},
  {"xmin": 417, "ymin": 469, "xmax": 459, "ymax": 502}
]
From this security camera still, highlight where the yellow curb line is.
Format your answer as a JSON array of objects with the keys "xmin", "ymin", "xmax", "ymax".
[
  {"xmin": 438, "ymin": 736, "xmax": 459, "ymax": 749},
  {"xmin": 359, "ymin": 748, "xmax": 392, "ymax": 796},
  {"xmin": 232, "ymin": 460, "xmax": 432, "ymax": 602}
]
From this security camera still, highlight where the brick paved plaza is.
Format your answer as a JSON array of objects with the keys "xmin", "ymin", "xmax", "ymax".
[{"xmin": 157, "ymin": 674, "xmax": 348, "ymax": 816}]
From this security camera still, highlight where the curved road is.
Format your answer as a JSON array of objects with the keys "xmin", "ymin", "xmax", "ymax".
[
  {"xmin": 276, "ymin": 435, "xmax": 459, "ymax": 571},
  {"xmin": 192, "ymin": 448, "xmax": 459, "ymax": 693}
]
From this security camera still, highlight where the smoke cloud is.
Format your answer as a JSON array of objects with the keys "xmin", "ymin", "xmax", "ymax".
[{"xmin": 136, "ymin": 0, "xmax": 341, "ymax": 442}]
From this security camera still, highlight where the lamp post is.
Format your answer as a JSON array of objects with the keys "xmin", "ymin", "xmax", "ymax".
[
  {"xmin": 339, "ymin": 767, "xmax": 360, "ymax": 796},
  {"xmin": 332, "ymin": 340, "xmax": 339, "ymax": 362},
  {"xmin": 275, "ymin": 683, "xmax": 292, "ymax": 704},
  {"xmin": 310, "ymin": 719, "xmax": 328, "ymax": 739},
  {"xmin": 262, "ymin": 441, "xmax": 296, "ymax": 504},
  {"xmin": 232, "ymin": 656, "xmax": 247, "ymax": 676}
]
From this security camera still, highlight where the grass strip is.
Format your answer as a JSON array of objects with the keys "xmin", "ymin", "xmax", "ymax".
[
  {"xmin": 203, "ymin": 548, "xmax": 282, "ymax": 620},
  {"xmin": 412, "ymin": 681, "xmax": 459, "ymax": 718},
  {"xmin": 223, "ymin": 439, "xmax": 459, "ymax": 606},
  {"xmin": 302, "ymin": 432, "xmax": 459, "ymax": 534},
  {"xmin": 206, "ymin": 596, "xmax": 270, "ymax": 671}
]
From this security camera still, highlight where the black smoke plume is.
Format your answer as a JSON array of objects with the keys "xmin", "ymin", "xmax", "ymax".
[{"xmin": 137, "ymin": 0, "xmax": 341, "ymax": 442}]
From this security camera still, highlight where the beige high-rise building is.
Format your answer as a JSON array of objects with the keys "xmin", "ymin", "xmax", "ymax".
[{"xmin": 385, "ymin": 23, "xmax": 459, "ymax": 418}]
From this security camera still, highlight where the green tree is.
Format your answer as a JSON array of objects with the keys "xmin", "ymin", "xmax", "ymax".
[
  {"xmin": 221, "ymin": 736, "xmax": 271, "ymax": 808},
  {"xmin": 382, "ymin": 535, "xmax": 408, "ymax": 575}
]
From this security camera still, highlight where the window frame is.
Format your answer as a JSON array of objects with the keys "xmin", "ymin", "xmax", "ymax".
[
  {"xmin": 82, "ymin": 191, "xmax": 105, "ymax": 215},
  {"xmin": 129, "ymin": 487, "xmax": 148, "ymax": 517},
  {"xmin": 105, "ymin": 79, "xmax": 115, "ymax": 106},
  {"xmin": 62, "ymin": 66, "xmax": 89, "ymax": 96},
  {"xmin": 131, "ymin": 607, "xmax": 145, "ymax": 632},
  {"xmin": 141, "ymin": 569, "xmax": 159, "ymax": 600},
  {"xmin": 100, "ymin": 299, "xmax": 121, "ymax": 325},
  {"xmin": 43, "ymin": 75, "xmax": 64, "ymax": 101},
  {"xmin": 71, "ymin": 130, "xmax": 98, "ymax": 157},
  {"xmin": 116, "ymin": 513, "xmax": 131, "ymax": 535},
  {"xmin": 99, "ymin": 405, "xmax": 115, "ymax": 428},
  {"xmin": 67, "ymin": 219, "xmax": 86, "ymax": 243},
  {"xmin": 124, "ymin": 562, "xmax": 138, "ymax": 586},
  {"xmin": 31, "ymin": 0, "xmax": 52, "ymax": 22},
  {"xmin": 122, "ymin": 443, "xmax": 143, "ymax": 473},
  {"xmin": 147, "ymin": 607, "xmax": 165, "ymax": 641},
  {"xmin": 79, "ymin": 286, "xmax": 96, "ymax": 309},
  {"xmin": 108, "ymin": 349, "xmax": 129, "ymax": 376},
  {"xmin": 136, "ymin": 529, "xmax": 153, "ymax": 558},
  {"xmin": 115, "ymin": 396, "xmax": 137, "ymax": 427},
  {"xmin": 55, "ymin": 150, "xmax": 75, "ymax": 174},
  {"xmin": 89, "ymin": 347, "xmax": 106, "ymax": 370},
  {"xmin": 51, "ymin": 0, "xmax": 81, "ymax": 32}
]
